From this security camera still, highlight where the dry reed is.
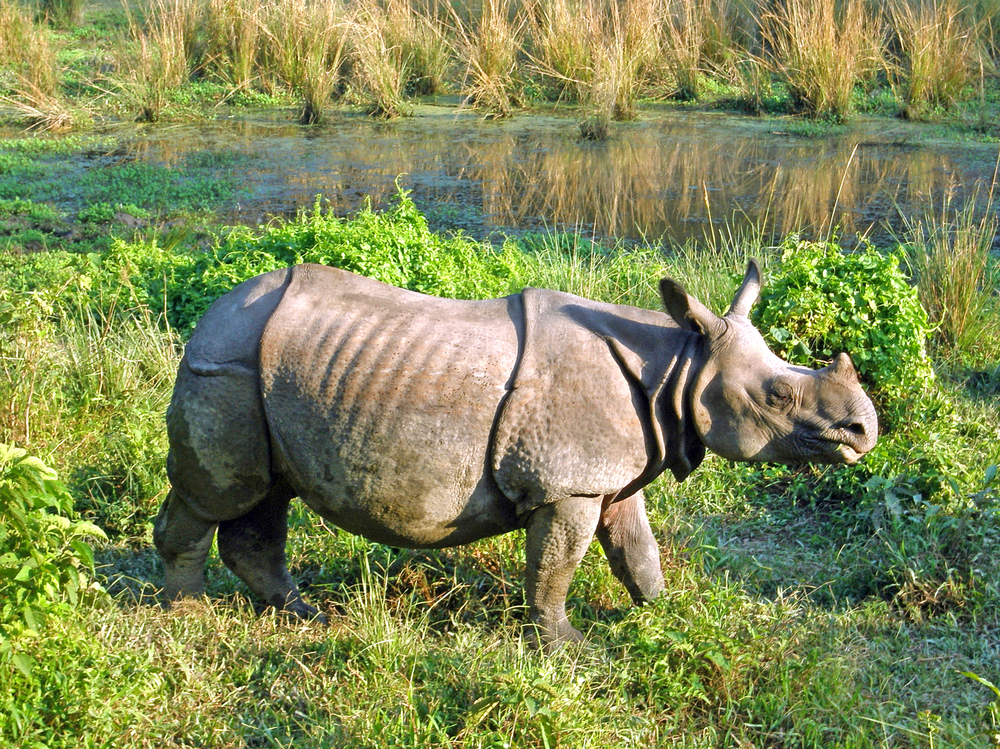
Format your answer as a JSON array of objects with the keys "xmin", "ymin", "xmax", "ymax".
[
  {"xmin": 660, "ymin": 0, "xmax": 706, "ymax": 101},
  {"xmin": 352, "ymin": 0, "xmax": 410, "ymax": 118},
  {"xmin": 762, "ymin": 0, "xmax": 878, "ymax": 121},
  {"xmin": 528, "ymin": 0, "xmax": 599, "ymax": 103},
  {"xmin": 457, "ymin": 0, "xmax": 524, "ymax": 118},
  {"xmin": 888, "ymin": 0, "xmax": 988, "ymax": 120}
]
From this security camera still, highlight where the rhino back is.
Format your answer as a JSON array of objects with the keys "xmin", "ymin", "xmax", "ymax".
[{"xmin": 259, "ymin": 264, "xmax": 522, "ymax": 547}]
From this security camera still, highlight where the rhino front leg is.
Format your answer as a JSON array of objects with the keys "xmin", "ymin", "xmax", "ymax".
[
  {"xmin": 596, "ymin": 490, "xmax": 665, "ymax": 604},
  {"xmin": 154, "ymin": 488, "xmax": 218, "ymax": 602},
  {"xmin": 216, "ymin": 485, "xmax": 324, "ymax": 622},
  {"xmin": 523, "ymin": 495, "xmax": 603, "ymax": 651}
]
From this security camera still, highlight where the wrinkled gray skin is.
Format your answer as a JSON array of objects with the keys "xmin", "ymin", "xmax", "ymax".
[{"xmin": 155, "ymin": 261, "xmax": 877, "ymax": 649}]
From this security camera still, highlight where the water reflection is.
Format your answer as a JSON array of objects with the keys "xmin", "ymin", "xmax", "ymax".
[{"xmin": 130, "ymin": 108, "xmax": 998, "ymax": 246}]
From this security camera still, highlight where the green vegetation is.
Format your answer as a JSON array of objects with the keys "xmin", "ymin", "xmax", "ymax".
[
  {"xmin": 0, "ymin": 180, "xmax": 997, "ymax": 745},
  {"xmin": 1, "ymin": 0, "xmax": 1000, "ymax": 128}
]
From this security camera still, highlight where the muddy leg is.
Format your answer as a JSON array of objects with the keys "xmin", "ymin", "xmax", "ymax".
[
  {"xmin": 216, "ymin": 485, "xmax": 323, "ymax": 621},
  {"xmin": 154, "ymin": 488, "xmax": 218, "ymax": 602},
  {"xmin": 523, "ymin": 495, "xmax": 603, "ymax": 651},
  {"xmin": 596, "ymin": 490, "xmax": 665, "ymax": 604}
]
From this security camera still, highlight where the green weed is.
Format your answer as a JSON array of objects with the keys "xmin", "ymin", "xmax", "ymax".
[{"xmin": 0, "ymin": 190, "xmax": 996, "ymax": 747}]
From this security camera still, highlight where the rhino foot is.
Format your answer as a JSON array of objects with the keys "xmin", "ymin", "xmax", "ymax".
[{"xmin": 525, "ymin": 616, "xmax": 584, "ymax": 653}]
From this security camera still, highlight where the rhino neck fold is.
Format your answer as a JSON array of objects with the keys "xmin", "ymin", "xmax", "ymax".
[{"xmin": 613, "ymin": 330, "xmax": 706, "ymax": 499}]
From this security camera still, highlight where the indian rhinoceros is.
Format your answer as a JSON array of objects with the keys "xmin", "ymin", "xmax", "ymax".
[{"xmin": 154, "ymin": 260, "xmax": 877, "ymax": 648}]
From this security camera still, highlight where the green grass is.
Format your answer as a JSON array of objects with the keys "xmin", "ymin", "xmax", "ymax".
[{"xmin": 0, "ymin": 184, "xmax": 997, "ymax": 746}]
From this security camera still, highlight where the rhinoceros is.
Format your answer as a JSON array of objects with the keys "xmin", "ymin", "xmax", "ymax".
[{"xmin": 154, "ymin": 260, "xmax": 877, "ymax": 648}]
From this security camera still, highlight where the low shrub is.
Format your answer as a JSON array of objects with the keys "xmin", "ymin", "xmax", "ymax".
[
  {"xmin": 0, "ymin": 444, "xmax": 106, "ymax": 650},
  {"xmin": 753, "ymin": 237, "xmax": 936, "ymax": 426},
  {"xmin": 105, "ymin": 189, "xmax": 541, "ymax": 333}
]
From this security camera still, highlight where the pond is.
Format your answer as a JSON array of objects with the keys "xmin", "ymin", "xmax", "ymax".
[{"xmin": 45, "ymin": 105, "xmax": 1000, "ymax": 247}]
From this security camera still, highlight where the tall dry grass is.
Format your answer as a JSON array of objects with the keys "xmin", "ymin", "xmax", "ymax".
[
  {"xmin": 108, "ymin": 1, "xmax": 193, "ymax": 122},
  {"xmin": 528, "ymin": 0, "xmax": 599, "ymax": 103},
  {"xmin": 457, "ymin": 0, "xmax": 524, "ymax": 117},
  {"xmin": 762, "ymin": 0, "xmax": 879, "ymax": 121},
  {"xmin": 888, "ymin": 0, "xmax": 988, "ymax": 120},
  {"xmin": 352, "ymin": 0, "xmax": 410, "ymax": 118},
  {"xmin": 383, "ymin": 0, "xmax": 451, "ymax": 96},
  {"xmin": 204, "ymin": 0, "xmax": 265, "ymax": 90},
  {"xmin": 261, "ymin": 0, "xmax": 350, "ymax": 123},
  {"xmin": 350, "ymin": 0, "xmax": 450, "ymax": 117},
  {"xmin": 0, "ymin": 0, "xmax": 76, "ymax": 129},
  {"xmin": 660, "ymin": 0, "xmax": 706, "ymax": 101},
  {"xmin": 39, "ymin": 0, "xmax": 84, "ymax": 29}
]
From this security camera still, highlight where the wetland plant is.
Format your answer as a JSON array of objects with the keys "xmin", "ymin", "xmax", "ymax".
[
  {"xmin": 38, "ymin": 0, "xmax": 83, "ymax": 29},
  {"xmin": 659, "ymin": 0, "xmax": 704, "ymax": 101},
  {"xmin": 351, "ymin": 0, "xmax": 411, "ymax": 118},
  {"xmin": 108, "ymin": 4, "xmax": 191, "ymax": 123},
  {"xmin": 888, "ymin": 0, "xmax": 989, "ymax": 120},
  {"xmin": 761, "ymin": 0, "xmax": 880, "ymax": 121},
  {"xmin": 204, "ymin": 0, "xmax": 266, "ymax": 91},
  {"xmin": 528, "ymin": 0, "xmax": 598, "ymax": 104},
  {"xmin": 901, "ymin": 186, "xmax": 1000, "ymax": 360},
  {"xmin": 296, "ymin": 0, "xmax": 350, "ymax": 124},
  {"xmin": 458, "ymin": 0, "xmax": 524, "ymax": 118},
  {"xmin": 382, "ymin": 0, "xmax": 451, "ymax": 96},
  {"xmin": 0, "ymin": 0, "xmax": 68, "ymax": 127}
]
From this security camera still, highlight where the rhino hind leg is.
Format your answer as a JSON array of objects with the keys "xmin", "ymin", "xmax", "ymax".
[
  {"xmin": 216, "ymin": 484, "xmax": 325, "ymax": 622},
  {"xmin": 154, "ymin": 488, "xmax": 219, "ymax": 602},
  {"xmin": 596, "ymin": 490, "xmax": 665, "ymax": 604},
  {"xmin": 523, "ymin": 495, "xmax": 603, "ymax": 651}
]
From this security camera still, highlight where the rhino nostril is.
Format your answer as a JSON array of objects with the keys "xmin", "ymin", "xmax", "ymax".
[{"xmin": 842, "ymin": 421, "xmax": 867, "ymax": 437}]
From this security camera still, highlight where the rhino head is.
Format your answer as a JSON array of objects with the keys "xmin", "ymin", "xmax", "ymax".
[{"xmin": 661, "ymin": 260, "xmax": 878, "ymax": 466}]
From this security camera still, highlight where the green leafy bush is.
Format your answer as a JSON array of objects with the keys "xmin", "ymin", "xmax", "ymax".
[
  {"xmin": 753, "ymin": 238, "xmax": 937, "ymax": 425},
  {"xmin": 106, "ymin": 190, "xmax": 541, "ymax": 333},
  {"xmin": 0, "ymin": 444, "xmax": 106, "ymax": 657}
]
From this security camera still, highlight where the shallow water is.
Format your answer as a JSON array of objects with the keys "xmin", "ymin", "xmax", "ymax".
[{"xmin": 79, "ymin": 106, "xmax": 1000, "ymax": 245}]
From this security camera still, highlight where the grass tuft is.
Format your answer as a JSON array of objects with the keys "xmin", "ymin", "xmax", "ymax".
[{"xmin": 762, "ymin": 0, "xmax": 879, "ymax": 121}]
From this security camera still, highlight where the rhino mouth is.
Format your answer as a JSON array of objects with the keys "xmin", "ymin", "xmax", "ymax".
[{"xmin": 835, "ymin": 443, "xmax": 863, "ymax": 464}]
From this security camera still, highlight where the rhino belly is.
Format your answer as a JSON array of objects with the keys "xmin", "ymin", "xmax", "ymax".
[{"xmin": 259, "ymin": 266, "xmax": 522, "ymax": 548}]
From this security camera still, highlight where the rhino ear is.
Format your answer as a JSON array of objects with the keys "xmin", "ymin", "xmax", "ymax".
[
  {"xmin": 659, "ymin": 277, "xmax": 725, "ymax": 338},
  {"xmin": 726, "ymin": 259, "xmax": 761, "ymax": 318}
]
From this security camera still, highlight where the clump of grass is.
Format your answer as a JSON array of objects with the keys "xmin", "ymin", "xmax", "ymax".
[
  {"xmin": 762, "ymin": 0, "xmax": 879, "ymax": 121},
  {"xmin": 0, "ymin": 0, "xmax": 74, "ymax": 128},
  {"xmin": 888, "ymin": 0, "xmax": 989, "ymax": 120},
  {"xmin": 586, "ymin": 0, "xmax": 648, "ymax": 122},
  {"xmin": 660, "ymin": 0, "xmax": 705, "ymax": 101},
  {"xmin": 108, "ymin": 3, "xmax": 192, "ymax": 123},
  {"xmin": 382, "ymin": 0, "xmax": 451, "ymax": 96},
  {"xmin": 902, "ymin": 183, "xmax": 1000, "ymax": 361},
  {"xmin": 38, "ymin": 0, "xmax": 83, "ymax": 29},
  {"xmin": 204, "ymin": 0, "xmax": 265, "ymax": 92},
  {"xmin": 292, "ymin": 0, "xmax": 350, "ymax": 124},
  {"xmin": 351, "ymin": 0, "xmax": 411, "ymax": 118},
  {"xmin": 458, "ymin": 0, "xmax": 524, "ymax": 118},
  {"xmin": 528, "ymin": 0, "xmax": 598, "ymax": 103}
]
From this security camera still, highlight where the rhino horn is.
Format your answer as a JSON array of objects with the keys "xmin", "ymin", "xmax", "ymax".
[
  {"xmin": 823, "ymin": 352, "xmax": 861, "ymax": 384},
  {"xmin": 726, "ymin": 260, "xmax": 761, "ymax": 318},
  {"xmin": 659, "ymin": 277, "xmax": 726, "ymax": 338}
]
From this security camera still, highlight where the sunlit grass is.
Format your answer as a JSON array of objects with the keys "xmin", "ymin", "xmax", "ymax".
[
  {"xmin": 888, "ymin": 0, "xmax": 991, "ymax": 120},
  {"xmin": 0, "ymin": 143, "xmax": 997, "ymax": 748}
]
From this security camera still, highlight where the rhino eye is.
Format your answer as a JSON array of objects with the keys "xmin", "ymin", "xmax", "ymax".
[{"xmin": 767, "ymin": 382, "xmax": 794, "ymax": 410}]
